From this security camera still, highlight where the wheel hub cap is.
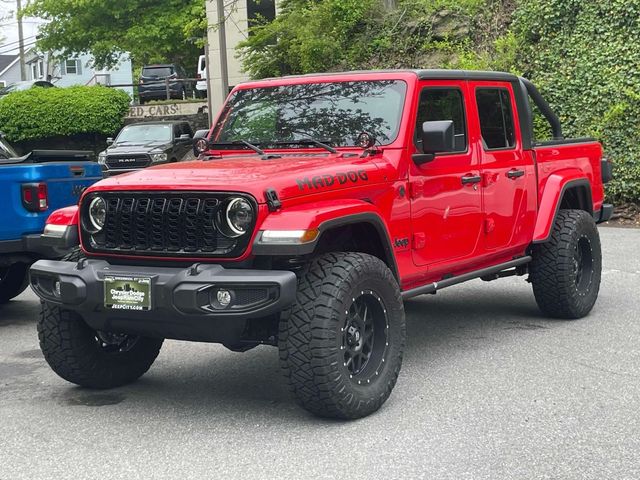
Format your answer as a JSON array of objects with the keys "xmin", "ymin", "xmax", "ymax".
[{"xmin": 346, "ymin": 324, "xmax": 362, "ymax": 348}]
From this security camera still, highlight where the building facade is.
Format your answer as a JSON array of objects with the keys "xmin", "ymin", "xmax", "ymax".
[
  {"xmin": 205, "ymin": 0, "xmax": 279, "ymax": 113},
  {"xmin": 24, "ymin": 51, "xmax": 134, "ymax": 98},
  {"xmin": 0, "ymin": 55, "xmax": 21, "ymax": 88}
]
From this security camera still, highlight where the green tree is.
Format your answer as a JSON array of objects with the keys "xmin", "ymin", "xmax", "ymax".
[
  {"xmin": 23, "ymin": 0, "xmax": 206, "ymax": 71},
  {"xmin": 238, "ymin": 0, "xmax": 381, "ymax": 79}
]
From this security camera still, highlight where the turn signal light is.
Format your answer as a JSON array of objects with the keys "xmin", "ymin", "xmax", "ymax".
[{"xmin": 260, "ymin": 229, "xmax": 319, "ymax": 244}]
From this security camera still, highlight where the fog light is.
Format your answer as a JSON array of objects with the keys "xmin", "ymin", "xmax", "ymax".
[
  {"xmin": 217, "ymin": 289, "xmax": 232, "ymax": 307},
  {"xmin": 54, "ymin": 280, "xmax": 62, "ymax": 298}
]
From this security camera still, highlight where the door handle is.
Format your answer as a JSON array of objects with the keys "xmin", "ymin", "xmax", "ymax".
[
  {"xmin": 507, "ymin": 169, "xmax": 525, "ymax": 179},
  {"xmin": 461, "ymin": 175, "xmax": 482, "ymax": 185}
]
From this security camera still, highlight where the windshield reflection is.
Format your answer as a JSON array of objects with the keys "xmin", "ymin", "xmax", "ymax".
[{"xmin": 212, "ymin": 80, "xmax": 407, "ymax": 147}]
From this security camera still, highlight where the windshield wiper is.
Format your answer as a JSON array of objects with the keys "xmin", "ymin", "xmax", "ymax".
[
  {"xmin": 208, "ymin": 140, "xmax": 281, "ymax": 160},
  {"xmin": 272, "ymin": 139, "xmax": 338, "ymax": 154},
  {"xmin": 239, "ymin": 140, "xmax": 266, "ymax": 156}
]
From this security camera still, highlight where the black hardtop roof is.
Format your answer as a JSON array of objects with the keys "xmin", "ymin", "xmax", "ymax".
[{"xmin": 258, "ymin": 69, "xmax": 520, "ymax": 83}]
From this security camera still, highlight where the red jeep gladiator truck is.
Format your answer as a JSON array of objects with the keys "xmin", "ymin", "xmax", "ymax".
[{"xmin": 30, "ymin": 70, "xmax": 612, "ymax": 419}]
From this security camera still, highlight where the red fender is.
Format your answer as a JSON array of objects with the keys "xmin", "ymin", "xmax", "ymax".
[
  {"xmin": 533, "ymin": 170, "xmax": 592, "ymax": 243},
  {"xmin": 46, "ymin": 205, "xmax": 79, "ymax": 226},
  {"xmin": 258, "ymin": 199, "xmax": 389, "ymax": 232}
]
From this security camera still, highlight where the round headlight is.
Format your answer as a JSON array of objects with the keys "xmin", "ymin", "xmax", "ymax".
[
  {"xmin": 222, "ymin": 197, "xmax": 254, "ymax": 237},
  {"xmin": 194, "ymin": 137, "xmax": 209, "ymax": 155},
  {"xmin": 87, "ymin": 197, "xmax": 107, "ymax": 233}
]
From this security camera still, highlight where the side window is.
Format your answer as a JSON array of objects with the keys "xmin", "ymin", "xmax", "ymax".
[
  {"xmin": 415, "ymin": 88, "xmax": 467, "ymax": 153},
  {"xmin": 476, "ymin": 88, "xmax": 516, "ymax": 150}
]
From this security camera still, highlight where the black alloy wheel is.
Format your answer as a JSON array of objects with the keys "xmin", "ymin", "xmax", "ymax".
[{"xmin": 342, "ymin": 290, "xmax": 388, "ymax": 384}]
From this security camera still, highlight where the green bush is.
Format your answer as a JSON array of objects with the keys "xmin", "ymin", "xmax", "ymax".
[{"xmin": 0, "ymin": 85, "xmax": 131, "ymax": 142}]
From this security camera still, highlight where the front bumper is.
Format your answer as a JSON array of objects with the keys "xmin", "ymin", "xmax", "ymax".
[
  {"xmin": 29, "ymin": 259, "xmax": 297, "ymax": 343},
  {"xmin": 0, "ymin": 234, "xmax": 69, "ymax": 260}
]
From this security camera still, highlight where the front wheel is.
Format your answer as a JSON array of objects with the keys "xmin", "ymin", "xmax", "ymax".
[
  {"xmin": 0, "ymin": 262, "xmax": 30, "ymax": 304},
  {"xmin": 279, "ymin": 252, "xmax": 406, "ymax": 419},
  {"xmin": 38, "ymin": 303, "xmax": 163, "ymax": 388},
  {"xmin": 37, "ymin": 247, "xmax": 163, "ymax": 388},
  {"xmin": 530, "ymin": 209, "xmax": 602, "ymax": 319}
]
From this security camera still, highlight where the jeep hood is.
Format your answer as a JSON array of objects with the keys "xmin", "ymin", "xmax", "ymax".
[{"xmin": 91, "ymin": 153, "xmax": 396, "ymax": 203}]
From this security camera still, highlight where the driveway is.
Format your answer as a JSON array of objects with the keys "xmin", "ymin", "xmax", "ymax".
[{"xmin": 1, "ymin": 227, "xmax": 639, "ymax": 479}]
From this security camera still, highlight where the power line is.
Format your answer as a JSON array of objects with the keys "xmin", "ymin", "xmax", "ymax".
[
  {"xmin": 0, "ymin": 35, "xmax": 37, "ymax": 50},
  {"xmin": 0, "ymin": 38, "xmax": 37, "ymax": 56}
]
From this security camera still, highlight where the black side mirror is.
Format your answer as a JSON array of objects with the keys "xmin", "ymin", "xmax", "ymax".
[
  {"xmin": 177, "ymin": 133, "xmax": 192, "ymax": 143},
  {"xmin": 106, "ymin": 137, "xmax": 114, "ymax": 146},
  {"xmin": 413, "ymin": 120, "xmax": 456, "ymax": 165}
]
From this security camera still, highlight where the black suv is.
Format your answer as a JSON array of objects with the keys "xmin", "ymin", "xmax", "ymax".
[
  {"xmin": 98, "ymin": 121, "xmax": 193, "ymax": 176},
  {"xmin": 138, "ymin": 64, "xmax": 192, "ymax": 104}
]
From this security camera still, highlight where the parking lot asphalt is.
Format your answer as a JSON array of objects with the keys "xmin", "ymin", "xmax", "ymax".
[{"xmin": 1, "ymin": 226, "xmax": 639, "ymax": 480}]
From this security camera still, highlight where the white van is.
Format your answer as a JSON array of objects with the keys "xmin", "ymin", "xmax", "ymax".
[{"xmin": 196, "ymin": 55, "xmax": 207, "ymax": 97}]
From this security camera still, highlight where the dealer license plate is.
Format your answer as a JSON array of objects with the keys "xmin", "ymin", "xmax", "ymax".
[{"xmin": 104, "ymin": 276, "xmax": 152, "ymax": 311}]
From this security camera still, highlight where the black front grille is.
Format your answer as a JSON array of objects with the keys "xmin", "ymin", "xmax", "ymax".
[
  {"xmin": 82, "ymin": 192, "xmax": 255, "ymax": 258},
  {"xmin": 106, "ymin": 154, "xmax": 150, "ymax": 169}
]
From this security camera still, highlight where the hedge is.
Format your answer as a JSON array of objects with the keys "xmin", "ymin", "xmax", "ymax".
[
  {"xmin": 0, "ymin": 85, "xmax": 131, "ymax": 142},
  {"xmin": 510, "ymin": 0, "xmax": 640, "ymax": 203}
]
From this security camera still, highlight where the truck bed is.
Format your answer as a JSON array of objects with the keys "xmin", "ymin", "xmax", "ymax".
[
  {"xmin": 0, "ymin": 150, "xmax": 94, "ymax": 165},
  {"xmin": 532, "ymin": 138, "xmax": 605, "ymax": 216},
  {"xmin": 0, "ymin": 161, "xmax": 102, "ymax": 242}
]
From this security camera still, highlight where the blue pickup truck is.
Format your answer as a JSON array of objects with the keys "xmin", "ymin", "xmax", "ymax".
[{"xmin": 0, "ymin": 136, "xmax": 102, "ymax": 303}]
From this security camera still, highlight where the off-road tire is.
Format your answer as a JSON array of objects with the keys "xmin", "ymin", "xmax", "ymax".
[
  {"xmin": 0, "ymin": 262, "xmax": 30, "ymax": 304},
  {"xmin": 279, "ymin": 252, "xmax": 406, "ymax": 419},
  {"xmin": 37, "ymin": 248, "xmax": 163, "ymax": 388},
  {"xmin": 530, "ymin": 209, "xmax": 602, "ymax": 319}
]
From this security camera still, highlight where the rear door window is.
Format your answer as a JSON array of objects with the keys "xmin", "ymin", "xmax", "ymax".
[{"xmin": 476, "ymin": 88, "xmax": 516, "ymax": 150}]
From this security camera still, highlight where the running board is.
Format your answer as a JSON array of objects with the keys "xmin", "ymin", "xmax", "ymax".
[{"xmin": 401, "ymin": 256, "xmax": 532, "ymax": 300}]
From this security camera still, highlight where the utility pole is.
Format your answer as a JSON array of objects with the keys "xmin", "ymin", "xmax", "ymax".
[
  {"xmin": 216, "ymin": 0, "xmax": 229, "ymax": 96},
  {"xmin": 204, "ymin": 31, "xmax": 214, "ymax": 126},
  {"xmin": 16, "ymin": 0, "xmax": 26, "ymax": 80}
]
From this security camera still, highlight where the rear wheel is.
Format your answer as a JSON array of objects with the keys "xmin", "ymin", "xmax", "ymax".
[
  {"xmin": 279, "ymin": 252, "xmax": 405, "ymax": 419},
  {"xmin": 37, "ymin": 248, "xmax": 163, "ymax": 388},
  {"xmin": 530, "ymin": 209, "xmax": 602, "ymax": 319},
  {"xmin": 0, "ymin": 263, "xmax": 30, "ymax": 304}
]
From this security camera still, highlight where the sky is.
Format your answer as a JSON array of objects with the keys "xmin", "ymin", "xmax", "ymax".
[{"xmin": 0, "ymin": 1, "xmax": 43, "ymax": 56}]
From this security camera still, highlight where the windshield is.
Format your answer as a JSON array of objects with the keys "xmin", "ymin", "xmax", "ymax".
[
  {"xmin": 212, "ymin": 80, "xmax": 407, "ymax": 147},
  {"xmin": 116, "ymin": 124, "xmax": 172, "ymax": 144},
  {"xmin": 142, "ymin": 66, "xmax": 174, "ymax": 78}
]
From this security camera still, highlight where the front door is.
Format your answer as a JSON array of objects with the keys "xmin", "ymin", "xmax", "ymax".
[{"xmin": 410, "ymin": 82, "xmax": 483, "ymax": 269}]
